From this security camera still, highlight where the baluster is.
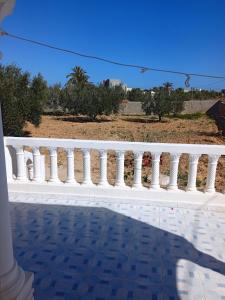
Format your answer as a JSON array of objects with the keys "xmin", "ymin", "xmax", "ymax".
[
  {"xmin": 32, "ymin": 147, "xmax": 42, "ymax": 182},
  {"xmin": 150, "ymin": 152, "xmax": 161, "ymax": 190},
  {"xmin": 49, "ymin": 147, "xmax": 60, "ymax": 183},
  {"xmin": 133, "ymin": 151, "xmax": 143, "ymax": 188},
  {"xmin": 99, "ymin": 150, "xmax": 109, "ymax": 186},
  {"xmin": 66, "ymin": 148, "xmax": 77, "ymax": 184},
  {"xmin": 15, "ymin": 146, "xmax": 26, "ymax": 181},
  {"xmin": 168, "ymin": 153, "xmax": 181, "ymax": 190},
  {"xmin": 4, "ymin": 145, "xmax": 13, "ymax": 182},
  {"xmin": 82, "ymin": 149, "xmax": 92, "ymax": 185},
  {"xmin": 115, "ymin": 150, "xmax": 125, "ymax": 187},
  {"xmin": 186, "ymin": 154, "xmax": 200, "ymax": 191},
  {"xmin": 205, "ymin": 154, "xmax": 220, "ymax": 193}
]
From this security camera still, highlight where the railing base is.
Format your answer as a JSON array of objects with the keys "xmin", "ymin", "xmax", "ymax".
[
  {"xmin": 8, "ymin": 181, "xmax": 225, "ymax": 212},
  {"xmin": 0, "ymin": 260, "xmax": 34, "ymax": 300}
]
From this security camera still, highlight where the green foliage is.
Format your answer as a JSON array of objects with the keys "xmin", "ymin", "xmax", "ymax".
[
  {"xmin": 163, "ymin": 82, "xmax": 173, "ymax": 93},
  {"xmin": 127, "ymin": 88, "xmax": 145, "ymax": 102},
  {"xmin": 142, "ymin": 83, "xmax": 185, "ymax": 121},
  {"xmin": 0, "ymin": 64, "xmax": 48, "ymax": 136},
  {"xmin": 62, "ymin": 83, "xmax": 125, "ymax": 120},
  {"xmin": 46, "ymin": 83, "xmax": 62, "ymax": 111},
  {"xmin": 169, "ymin": 89, "xmax": 185, "ymax": 116},
  {"xmin": 62, "ymin": 66, "xmax": 125, "ymax": 120},
  {"xmin": 106, "ymin": 85, "xmax": 126, "ymax": 114},
  {"xmin": 142, "ymin": 88, "xmax": 172, "ymax": 121},
  {"xmin": 28, "ymin": 73, "xmax": 48, "ymax": 126},
  {"xmin": 66, "ymin": 66, "xmax": 89, "ymax": 88},
  {"xmin": 184, "ymin": 89, "xmax": 221, "ymax": 100}
]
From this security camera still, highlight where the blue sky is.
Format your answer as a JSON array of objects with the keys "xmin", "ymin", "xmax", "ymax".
[{"xmin": 1, "ymin": 0, "xmax": 225, "ymax": 90}]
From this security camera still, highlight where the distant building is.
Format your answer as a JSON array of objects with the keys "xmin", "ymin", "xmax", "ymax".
[
  {"xmin": 184, "ymin": 87, "xmax": 202, "ymax": 93},
  {"xmin": 126, "ymin": 87, "xmax": 132, "ymax": 92},
  {"xmin": 102, "ymin": 79, "xmax": 128, "ymax": 92}
]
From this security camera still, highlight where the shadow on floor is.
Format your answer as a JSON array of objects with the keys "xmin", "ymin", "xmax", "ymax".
[{"xmin": 10, "ymin": 202, "xmax": 225, "ymax": 300}]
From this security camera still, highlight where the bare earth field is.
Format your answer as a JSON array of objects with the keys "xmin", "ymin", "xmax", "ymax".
[{"xmin": 24, "ymin": 114, "xmax": 225, "ymax": 192}]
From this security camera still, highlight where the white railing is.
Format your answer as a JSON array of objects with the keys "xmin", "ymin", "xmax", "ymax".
[{"xmin": 4, "ymin": 136, "xmax": 225, "ymax": 194}]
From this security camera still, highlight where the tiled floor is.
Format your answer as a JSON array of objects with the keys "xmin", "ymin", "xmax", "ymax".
[{"xmin": 9, "ymin": 193, "xmax": 225, "ymax": 300}]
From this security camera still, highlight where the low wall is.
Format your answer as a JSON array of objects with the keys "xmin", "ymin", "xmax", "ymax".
[
  {"xmin": 119, "ymin": 99, "xmax": 219, "ymax": 115},
  {"xmin": 182, "ymin": 99, "xmax": 219, "ymax": 114},
  {"xmin": 119, "ymin": 101, "xmax": 144, "ymax": 115}
]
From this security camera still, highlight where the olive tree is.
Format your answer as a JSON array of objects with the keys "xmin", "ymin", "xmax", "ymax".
[
  {"xmin": 62, "ymin": 83, "xmax": 125, "ymax": 120},
  {"xmin": 142, "ymin": 88, "xmax": 172, "ymax": 121},
  {"xmin": 0, "ymin": 64, "xmax": 48, "ymax": 136}
]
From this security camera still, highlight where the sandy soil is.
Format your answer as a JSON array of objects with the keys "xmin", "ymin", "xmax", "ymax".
[{"xmin": 24, "ymin": 114, "xmax": 225, "ymax": 192}]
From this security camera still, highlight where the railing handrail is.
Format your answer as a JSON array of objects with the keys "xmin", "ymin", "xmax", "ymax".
[{"xmin": 4, "ymin": 136, "xmax": 225, "ymax": 155}]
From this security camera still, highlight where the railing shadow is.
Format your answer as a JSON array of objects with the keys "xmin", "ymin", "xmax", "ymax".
[{"xmin": 10, "ymin": 202, "xmax": 225, "ymax": 300}]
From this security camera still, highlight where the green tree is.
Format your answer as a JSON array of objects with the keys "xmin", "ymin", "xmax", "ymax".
[
  {"xmin": 0, "ymin": 64, "xmax": 47, "ymax": 136},
  {"xmin": 94, "ymin": 85, "xmax": 125, "ymax": 119},
  {"xmin": 46, "ymin": 83, "xmax": 62, "ymax": 111},
  {"xmin": 66, "ymin": 66, "xmax": 89, "ymax": 88},
  {"xmin": 80, "ymin": 85, "xmax": 103, "ymax": 120},
  {"xmin": 163, "ymin": 82, "xmax": 173, "ymax": 90},
  {"xmin": 142, "ymin": 87, "xmax": 172, "ymax": 121},
  {"xmin": 62, "ymin": 83, "xmax": 125, "ymax": 120},
  {"xmin": 28, "ymin": 73, "xmax": 48, "ymax": 126},
  {"xmin": 127, "ymin": 88, "xmax": 144, "ymax": 102},
  {"xmin": 170, "ymin": 89, "xmax": 185, "ymax": 116}
]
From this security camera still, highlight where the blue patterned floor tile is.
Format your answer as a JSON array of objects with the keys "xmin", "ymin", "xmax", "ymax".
[{"xmin": 9, "ymin": 197, "xmax": 225, "ymax": 300}]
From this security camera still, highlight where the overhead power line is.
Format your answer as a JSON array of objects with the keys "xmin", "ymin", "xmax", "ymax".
[
  {"xmin": 201, "ymin": 78, "xmax": 225, "ymax": 88},
  {"xmin": 1, "ymin": 30, "xmax": 225, "ymax": 84}
]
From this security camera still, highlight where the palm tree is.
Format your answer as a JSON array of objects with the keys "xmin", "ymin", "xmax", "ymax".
[
  {"xmin": 163, "ymin": 82, "xmax": 173, "ymax": 95},
  {"xmin": 66, "ymin": 66, "xmax": 89, "ymax": 88}
]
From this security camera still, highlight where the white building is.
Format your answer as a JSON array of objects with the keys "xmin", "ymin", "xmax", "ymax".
[{"xmin": 102, "ymin": 78, "xmax": 128, "ymax": 92}]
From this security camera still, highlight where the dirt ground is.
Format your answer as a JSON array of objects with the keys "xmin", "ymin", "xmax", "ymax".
[{"xmin": 24, "ymin": 114, "xmax": 225, "ymax": 192}]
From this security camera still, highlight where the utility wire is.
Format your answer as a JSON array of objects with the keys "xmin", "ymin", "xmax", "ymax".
[
  {"xmin": 1, "ymin": 30, "xmax": 225, "ymax": 81},
  {"xmin": 201, "ymin": 78, "xmax": 225, "ymax": 88}
]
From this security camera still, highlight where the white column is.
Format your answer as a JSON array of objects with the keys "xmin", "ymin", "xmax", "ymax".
[
  {"xmin": 115, "ymin": 150, "xmax": 125, "ymax": 187},
  {"xmin": 82, "ymin": 149, "xmax": 92, "ymax": 185},
  {"xmin": 4, "ymin": 145, "xmax": 13, "ymax": 182},
  {"xmin": 32, "ymin": 147, "xmax": 42, "ymax": 182},
  {"xmin": 66, "ymin": 148, "xmax": 77, "ymax": 184},
  {"xmin": 205, "ymin": 154, "xmax": 220, "ymax": 193},
  {"xmin": 187, "ymin": 154, "xmax": 200, "ymax": 191},
  {"xmin": 15, "ymin": 146, "xmax": 26, "ymax": 181},
  {"xmin": 133, "ymin": 151, "xmax": 143, "ymax": 188},
  {"xmin": 99, "ymin": 150, "xmax": 109, "ymax": 186},
  {"xmin": 0, "ymin": 107, "xmax": 34, "ymax": 299},
  {"xmin": 49, "ymin": 147, "xmax": 60, "ymax": 183},
  {"xmin": 150, "ymin": 152, "xmax": 161, "ymax": 190},
  {"xmin": 168, "ymin": 153, "xmax": 181, "ymax": 190}
]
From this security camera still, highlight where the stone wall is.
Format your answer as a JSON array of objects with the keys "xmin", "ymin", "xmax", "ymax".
[
  {"xmin": 119, "ymin": 99, "xmax": 219, "ymax": 115},
  {"xmin": 119, "ymin": 101, "xmax": 144, "ymax": 115},
  {"xmin": 182, "ymin": 99, "xmax": 219, "ymax": 114}
]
